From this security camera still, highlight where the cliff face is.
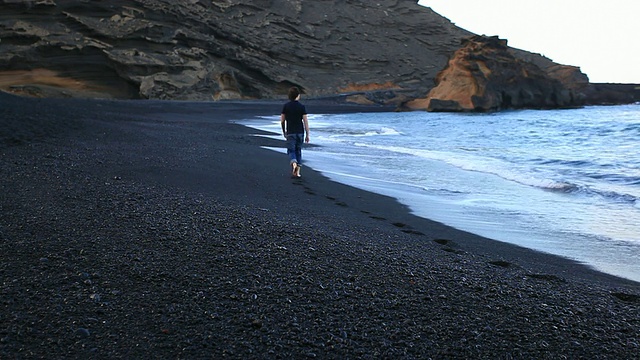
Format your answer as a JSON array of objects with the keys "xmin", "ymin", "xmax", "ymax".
[
  {"xmin": 0, "ymin": 0, "xmax": 474, "ymax": 100},
  {"xmin": 1, "ymin": 1, "xmax": 636, "ymax": 108},
  {"xmin": 406, "ymin": 36, "xmax": 587, "ymax": 112}
]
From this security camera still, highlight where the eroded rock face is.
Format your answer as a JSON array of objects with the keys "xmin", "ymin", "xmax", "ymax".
[
  {"xmin": 2, "ymin": 1, "xmax": 633, "ymax": 108},
  {"xmin": 0, "ymin": 0, "xmax": 475, "ymax": 100},
  {"xmin": 407, "ymin": 36, "xmax": 580, "ymax": 112}
]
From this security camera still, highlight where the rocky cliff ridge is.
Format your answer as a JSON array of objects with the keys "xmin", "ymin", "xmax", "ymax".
[
  {"xmin": 1, "ymin": 0, "xmax": 638, "ymax": 109},
  {"xmin": 0, "ymin": 0, "xmax": 472, "ymax": 101},
  {"xmin": 406, "ymin": 36, "xmax": 587, "ymax": 111}
]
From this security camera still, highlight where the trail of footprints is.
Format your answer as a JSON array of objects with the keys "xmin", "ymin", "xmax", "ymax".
[{"xmin": 296, "ymin": 181, "xmax": 640, "ymax": 303}]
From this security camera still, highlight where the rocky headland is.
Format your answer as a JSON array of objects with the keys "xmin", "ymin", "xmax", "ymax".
[
  {"xmin": 406, "ymin": 36, "xmax": 584, "ymax": 111},
  {"xmin": 0, "ymin": 0, "xmax": 639, "ymax": 111}
]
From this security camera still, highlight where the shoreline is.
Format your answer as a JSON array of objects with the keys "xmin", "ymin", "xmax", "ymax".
[
  {"xmin": 1, "ymin": 93, "xmax": 639, "ymax": 358},
  {"xmin": 239, "ymin": 104, "xmax": 640, "ymax": 285}
]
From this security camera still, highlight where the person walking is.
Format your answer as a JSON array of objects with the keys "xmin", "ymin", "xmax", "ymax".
[{"xmin": 280, "ymin": 86, "xmax": 310, "ymax": 178}]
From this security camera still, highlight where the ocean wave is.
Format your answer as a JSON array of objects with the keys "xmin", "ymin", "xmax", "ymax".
[
  {"xmin": 622, "ymin": 123, "xmax": 640, "ymax": 133},
  {"xmin": 354, "ymin": 143, "xmax": 581, "ymax": 192},
  {"xmin": 588, "ymin": 173, "xmax": 640, "ymax": 186},
  {"xmin": 362, "ymin": 127, "xmax": 402, "ymax": 137},
  {"xmin": 536, "ymin": 158, "xmax": 594, "ymax": 167},
  {"xmin": 241, "ymin": 114, "xmax": 335, "ymax": 131},
  {"xmin": 324, "ymin": 126, "xmax": 401, "ymax": 137},
  {"xmin": 570, "ymin": 186, "xmax": 640, "ymax": 206},
  {"xmin": 515, "ymin": 158, "xmax": 640, "ymax": 188}
]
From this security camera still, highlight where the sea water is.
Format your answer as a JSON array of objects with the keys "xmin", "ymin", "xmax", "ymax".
[{"xmin": 239, "ymin": 104, "xmax": 640, "ymax": 282}]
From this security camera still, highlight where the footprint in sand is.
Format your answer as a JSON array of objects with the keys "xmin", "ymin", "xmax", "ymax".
[{"xmin": 488, "ymin": 260, "xmax": 513, "ymax": 268}]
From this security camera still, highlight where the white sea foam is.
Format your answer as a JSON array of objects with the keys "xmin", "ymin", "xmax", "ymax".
[
  {"xmin": 355, "ymin": 143, "xmax": 574, "ymax": 191},
  {"xmin": 360, "ymin": 127, "xmax": 402, "ymax": 137}
]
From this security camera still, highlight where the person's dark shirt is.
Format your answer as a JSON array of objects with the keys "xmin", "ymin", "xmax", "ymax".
[{"xmin": 281, "ymin": 100, "xmax": 307, "ymax": 134}]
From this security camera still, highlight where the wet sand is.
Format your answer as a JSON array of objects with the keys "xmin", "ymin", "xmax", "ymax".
[{"xmin": 1, "ymin": 92, "xmax": 639, "ymax": 358}]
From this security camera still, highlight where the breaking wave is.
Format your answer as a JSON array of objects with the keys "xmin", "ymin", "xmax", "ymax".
[{"xmin": 356, "ymin": 143, "xmax": 578, "ymax": 192}]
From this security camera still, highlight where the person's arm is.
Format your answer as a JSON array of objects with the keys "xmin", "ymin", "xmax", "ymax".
[
  {"xmin": 280, "ymin": 113, "xmax": 286, "ymax": 138},
  {"xmin": 303, "ymin": 114, "xmax": 310, "ymax": 143}
]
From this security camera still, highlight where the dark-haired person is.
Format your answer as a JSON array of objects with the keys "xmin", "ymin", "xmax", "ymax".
[{"xmin": 280, "ymin": 87, "xmax": 310, "ymax": 178}]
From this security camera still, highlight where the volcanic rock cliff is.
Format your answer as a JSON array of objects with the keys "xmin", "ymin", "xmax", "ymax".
[
  {"xmin": 406, "ymin": 36, "xmax": 586, "ymax": 112},
  {"xmin": 0, "ymin": 0, "xmax": 474, "ymax": 101},
  {"xmin": 0, "ymin": 0, "xmax": 637, "ymax": 109}
]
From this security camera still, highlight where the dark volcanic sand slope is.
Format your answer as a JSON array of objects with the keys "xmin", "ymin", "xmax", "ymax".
[{"xmin": 1, "ymin": 93, "xmax": 639, "ymax": 358}]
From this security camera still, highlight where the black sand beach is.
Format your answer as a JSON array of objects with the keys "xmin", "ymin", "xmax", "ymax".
[{"xmin": 1, "ymin": 92, "xmax": 639, "ymax": 359}]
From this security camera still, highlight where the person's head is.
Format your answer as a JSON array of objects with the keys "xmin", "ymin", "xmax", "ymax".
[{"xmin": 288, "ymin": 86, "xmax": 301, "ymax": 101}]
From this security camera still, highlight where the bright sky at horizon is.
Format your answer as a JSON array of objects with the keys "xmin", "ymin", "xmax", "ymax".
[{"xmin": 418, "ymin": 0, "xmax": 640, "ymax": 84}]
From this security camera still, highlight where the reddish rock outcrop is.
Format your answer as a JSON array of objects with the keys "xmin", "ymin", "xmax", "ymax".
[{"xmin": 407, "ymin": 36, "xmax": 576, "ymax": 112}]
